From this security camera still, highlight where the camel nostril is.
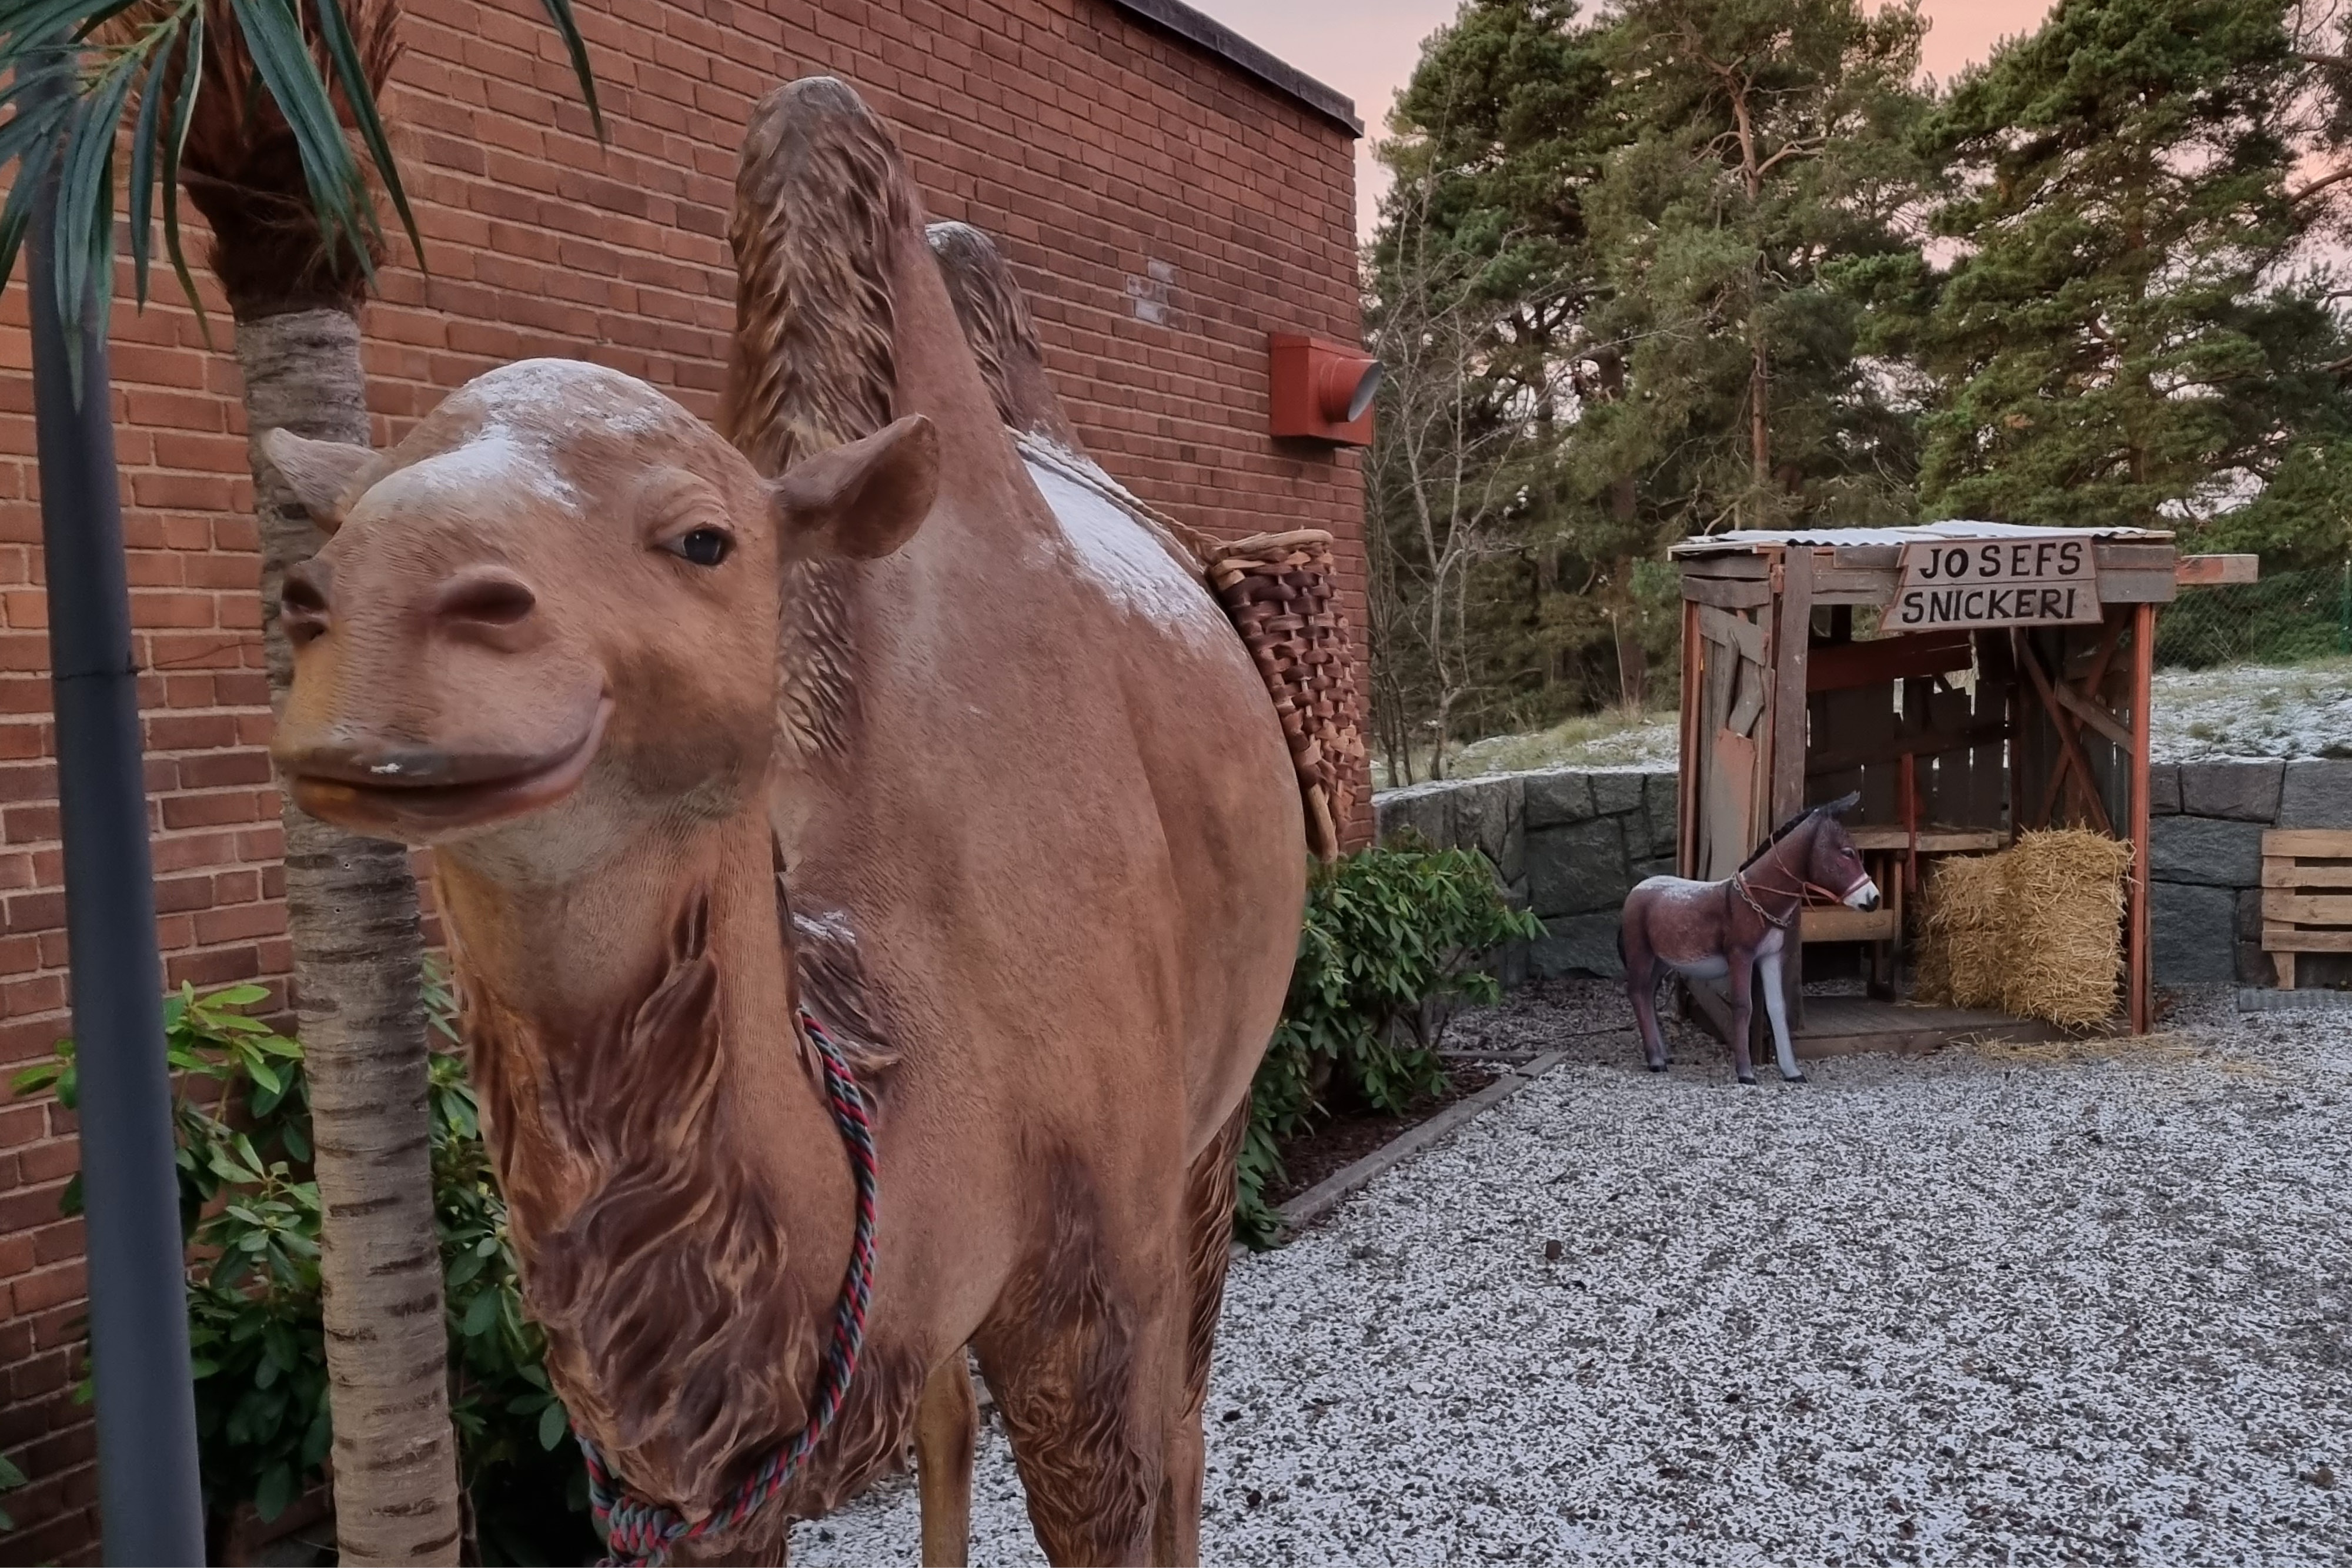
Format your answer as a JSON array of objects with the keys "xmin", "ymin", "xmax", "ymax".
[
  {"xmin": 434, "ymin": 569, "xmax": 538, "ymax": 628},
  {"xmin": 280, "ymin": 564, "xmax": 330, "ymax": 647}
]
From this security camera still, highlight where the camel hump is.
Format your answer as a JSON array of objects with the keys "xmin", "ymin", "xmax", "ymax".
[
  {"xmin": 724, "ymin": 76, "xmax": 921, "ymax": 476},
  {"xmin": 926, "ymin": 220, "xmax": 1087, "ymax": 452}
]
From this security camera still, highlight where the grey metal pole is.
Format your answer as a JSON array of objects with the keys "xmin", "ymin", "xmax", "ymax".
[{"xmin": 25, "ymin": 113, "xmax": 208, "ymax": 1566}]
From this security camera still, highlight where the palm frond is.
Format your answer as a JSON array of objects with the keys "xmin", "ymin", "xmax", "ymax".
[{"xmin": 0, "ymin": 0, "xmax": 605, "ymax": 383}]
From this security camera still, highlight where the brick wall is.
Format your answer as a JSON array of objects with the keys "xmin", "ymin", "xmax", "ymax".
[{"xmin": 0, "ymin": 1, "xmax": 1363, "ymax": 1556}]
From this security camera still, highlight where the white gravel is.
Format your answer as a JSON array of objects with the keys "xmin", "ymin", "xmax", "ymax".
[{"xmin": 792, "ymin": 984, "xmax": 2352, "ymax": 1566}]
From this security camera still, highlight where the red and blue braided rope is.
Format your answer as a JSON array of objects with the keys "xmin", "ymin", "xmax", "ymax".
[{"xmin": 576, "ymin": 1010, "xmax": 878, "ymax": 1567}]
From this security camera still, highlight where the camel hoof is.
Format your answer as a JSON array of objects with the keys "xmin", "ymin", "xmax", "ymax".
[
  {"xmin": 1783, "ymin": 1071, "xmax": 1809, "ymax": 1084},
  {"xmin": 1646, "ymin": 1062, "xmax": 1668, "ymax": 1074},
  {"xmin": 1737, "ymin": 1072, "xmax": 1758, "ymax": 1087}
]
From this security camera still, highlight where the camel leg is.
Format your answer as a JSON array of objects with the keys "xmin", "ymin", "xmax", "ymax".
[
  {"xmin": 1726, "ymin": 950, "xmax": 1759, "ymax": 1086},
  {"xmin": 916, "ymin": 1352, "xmax": 978, "ymax": 1567},
  {"xmin": 1151, "ymin": 1106, "xmax": 1247, "ymax": 1566},
  {"xmin": 1758, "ymin": 947, "xmax": 1806, "ymax": 1084}
]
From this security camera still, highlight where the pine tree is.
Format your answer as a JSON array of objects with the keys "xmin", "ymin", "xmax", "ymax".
[{"xmin": 1915, "ymin": 0, "xmax": 2352, "ymax": 562}]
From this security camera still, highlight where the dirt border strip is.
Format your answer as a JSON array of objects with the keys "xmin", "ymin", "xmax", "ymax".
[{"xmin": 1272, "ymin": 1050, "xmax": 1567, "ymax": 1238}]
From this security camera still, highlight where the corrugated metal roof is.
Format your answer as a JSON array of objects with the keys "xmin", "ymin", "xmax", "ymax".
[{"xmin": 1670, "ymin": 521, "xmax": 2173, "ymax": 556}]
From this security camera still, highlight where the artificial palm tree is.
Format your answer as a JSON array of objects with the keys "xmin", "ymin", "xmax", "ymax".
[{"xmin": 0, "ymin": 2, "xmax": 597, "ymax": 1560}]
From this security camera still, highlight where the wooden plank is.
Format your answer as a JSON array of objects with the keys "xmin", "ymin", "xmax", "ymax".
[
  {"xmin": 2264, "ymin": 861, "xmax": 2352, "ymax": 888},
  {"xmin": 2261, "ymin": 929, "xmax": 2352, "ymax": 953},
  {"xmin": 2095, "ymin": 567, "xmax": 2179, "ymax": 604},
  {"xmin": 1699, "ymin": 604, "xmax": 1767, "ymax": 665},
  {"xmin": 2265, "ymin": 829, "xmax": 2352, "ymax": 858},
  {"xmin": 1727, "ymin": 657, "xmax": 1767, "ymax": 737},
  {"xmin": 2127, "ymin": 601, "xmax": 2153, "ymax": 1034},
  {"xmin": 1807, "ymin": 630, "xmax": 1975, "ymax": 693},
  {"xmin": 1805, "ymin": 718, "xmax": 2010, "ymax": 777},
  {"xmin": 1682, "ymin": 574, "xmax": 1773, "ymax": 610},
  {"xmin": 1846, "ymin": 827, "xmax": 2004, "ymax": 853},
  {"xmin": 2263, "ymin": 892, "xmax": 2352, "ymax": 924},
  {"xmin": 2176, "ymin": 554, "xmax": 2259, "ymax": 586},
  {"xmin": 2017, "ymin": 635, "xmax": 2115, "ymax": 836},
  {"xmin": 1800, "ymin": 906, "xmax": 1901, "ymax": 942},
  {"xmin": 1829, "ymin": 544, "xmax": 1903, "ymax": 570},
  {"xmin": 1704, "ymin": 728, "xmax": 1759, "ymax": 882}
]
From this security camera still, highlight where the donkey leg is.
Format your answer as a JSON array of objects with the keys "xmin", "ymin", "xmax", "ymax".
[
  {"xmin": 1626, "ymin": 959, "xmax": 1670, "ymax": 1072},
  {"xmin": 1726, "ymin": 952, "xmax": 1759, "ymax": 1086},
  {"xmin": 1758, "ymin": 947, "xmax": 1806, "ymax": 1084},
  {"xmin": 916, "ymin": 1352, "xmax": 978, "ymax": 1567},
  {"xmin": 1152, "ymin": 1105, "xmax": 1247, "ymax": 1566}
]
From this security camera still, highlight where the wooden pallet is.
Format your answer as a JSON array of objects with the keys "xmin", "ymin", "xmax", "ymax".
[{"xmin": 2261, "ymin": 829, "xmax": 2352, "ymax": 989}]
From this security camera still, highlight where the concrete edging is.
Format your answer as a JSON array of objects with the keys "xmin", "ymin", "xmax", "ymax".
[{"xmin": 1271, "ymin": 1049, "xmax": 1572, "ymax": 1238}]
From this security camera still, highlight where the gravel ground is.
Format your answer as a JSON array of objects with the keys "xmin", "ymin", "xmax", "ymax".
[{"xmin": 793, "ymin": 982, "xmax": 2352, "ymax": 1566}]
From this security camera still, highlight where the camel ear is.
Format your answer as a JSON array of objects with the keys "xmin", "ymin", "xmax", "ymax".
[
  {"xmin": 773, "ymin": 416, "xmax": 938, "ymax": 562},
  {"xmin": 260, "ymin": 429, "xmax": 386, "ymax": 535},
  {"xmin": 1820, "ymin": 791, "xmax": 1863, "ymax": 818}
]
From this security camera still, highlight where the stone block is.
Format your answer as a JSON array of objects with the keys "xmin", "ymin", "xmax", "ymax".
[
  {"xmin": 1591, "ymin": 771, "xmax": 1645, "ymax": 818},
  {"xmin": 2146, "ymin": 764, "xmax": 2180, "ymax": 816},
  {"xmin": 1527, "ymin": 816, "xmax": 1631, "ymax": 917},
  {"xmin": 1632, "ymin": 856, "xmax": 1676, "ymax": 884},
  {"xmin": 2280, "ymin": 760, "xmax": 2352, "ymax": 830},
  {"xmin": 2153, "ymin": 881, "xmax": 2239, "ymax": 985},
  {"xmin": 2177, "ymin": 761, "xmax": 2283, "ymax": 823},
  {"xmin": 1524, "ymin": 770, "xmax": 1595, "ymax": 830},
  {"xmin": 1375, "ymin": 782, "xmax": 1455, "ymax": 849},
  {"xmin": 1643, "ymin": 774, "xmax": 1681, "ymax": 858},
  {"xmin": 1530, "ymin": 910, "xmax": 1625, "ymax": 979},
  {"xmin": 2149, "ymin": 815, "xmax": 2265, "ymax": 887},
  {"xmin": 1451, "ymin": 778, "xmax": 1525, "ymax": 884}
]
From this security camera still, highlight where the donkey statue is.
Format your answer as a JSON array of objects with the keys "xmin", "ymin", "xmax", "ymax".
[
  {"xmin": 263, "ymin": 77, "xmax": 1305, "ymax": 1566},
  {"xmin": 1620, "ymin": 792, "xmax": 1879, "ymax": 1086}
]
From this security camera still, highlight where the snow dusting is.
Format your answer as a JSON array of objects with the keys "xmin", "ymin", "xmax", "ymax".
[
  {"xmin": 1026, "ymin": 458, "xmax": 1225, "ymax": 637},
  {"xmin": 794, "ymin": 981, "xmax": 2352, "ymax": 1566}
]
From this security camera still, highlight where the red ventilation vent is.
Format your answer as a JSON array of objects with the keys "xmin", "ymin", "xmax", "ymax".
[{"xmin": 1268, "ymin": 333, "xmax": 1380, "ymax": 446}]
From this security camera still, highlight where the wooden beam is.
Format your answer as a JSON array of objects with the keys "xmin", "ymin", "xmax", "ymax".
[
  {"xmin": 1773, "ymin": 547, "xmax": 1814, "ymax": 1030},
  {"xmin": 2264, "ymin": 861, "xmax": 2352, "ymax": 888},
  {"xmin": 2095, "ymin": 567, "xmax": 2179, "ymax": 603},
  {"xmin": 2176, "ymin": 553, "xmax": 2259, "ymax": 586},
  {"xmin": 2261, "ymin": 929, "xmax": 2352, "ymax": 952},
  {"xmin": 2263, "ymin": 892, "xmax": 2352, "ymax": 924},
  {"xmin": 2017, "ymin": 637, "xmax": 2115, "ymax": 837},
  {"xmin": 2128, "ymin": 601, "xmax": 2154, "ymax": 1034},
  {"xmin": 1800, "ymin": 907, "xmax": 1902, "ymax": 942},
  {"xmin": 1806, "ymin": 630, "xmax": 1975, "ymax": 693},
  {"xmin": 1678, "ymin": 599, "xmax": 1702, "ymax": 878},
  {"xmin": 1682, "ymin": 574, "xmax": 1773, "ymax": 610},
  {"xmin": 2050, "ymin": 677, "xmax": 2133, "ymax": 751}
]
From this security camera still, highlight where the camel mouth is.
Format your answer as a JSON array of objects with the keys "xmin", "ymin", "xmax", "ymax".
[{"xmin": 283, "ymin": 698, "xmax": 612, "ymax": 842}]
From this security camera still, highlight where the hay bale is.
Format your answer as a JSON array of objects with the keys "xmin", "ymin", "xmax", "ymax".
[
  {"xmin": 1909, "ymin": 829, "xmax": 2133, "ymax": 1028},
  {"xmin": 1999, "ymin": 828, "xmax": 2133, "ymax": 1028},
  {"xmin": 1915, "ymin": 851, "xmax": 2007, "ymax": 1010}
]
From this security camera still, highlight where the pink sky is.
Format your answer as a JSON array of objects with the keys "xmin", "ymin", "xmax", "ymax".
[{"xmin": 1182, "ymin": 0, "xmax": 2058, "ymax": 235}]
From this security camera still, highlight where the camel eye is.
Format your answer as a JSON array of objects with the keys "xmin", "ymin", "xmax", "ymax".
[{"xmin": 670, "ymin": 527, "xmax": 731, "ymax": 567}]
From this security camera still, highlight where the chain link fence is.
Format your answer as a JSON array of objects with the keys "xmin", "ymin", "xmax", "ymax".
[{"xmin": 2156, "ymin": 562, "xmax": 2352, "ymax": 669}]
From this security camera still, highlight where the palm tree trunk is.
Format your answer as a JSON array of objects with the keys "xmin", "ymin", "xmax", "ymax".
[{"xmin": 238, "ymin": 305, "xmax": 462, "ymax": 1566}]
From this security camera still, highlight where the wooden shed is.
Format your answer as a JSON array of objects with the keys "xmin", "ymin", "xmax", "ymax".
[{"xmin": 1671, "ymin": 523, "xmax": 2253, "ymax": 1055}]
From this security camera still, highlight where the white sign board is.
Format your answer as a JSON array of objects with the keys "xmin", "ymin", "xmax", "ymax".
[{"xmin": 1892, "ymin": 535, "xmax": 2101, "ymax": 630}]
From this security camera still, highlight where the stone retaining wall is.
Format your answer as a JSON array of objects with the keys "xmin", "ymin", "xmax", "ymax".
[
  {"xmin": 2151, "ymin": 761, "xmax": 2352, "ymax": 987},
  {"xmin": 1377, "ymin": 759, "xmax": 2352, "ymax": 989}
]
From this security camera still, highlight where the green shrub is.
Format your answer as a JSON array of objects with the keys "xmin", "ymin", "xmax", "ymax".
[
  {"xmin": 1235, "ymin": 838, "xmax": 1542, "ymax": 1246},
  {"xmin": 12, "ymin": 969, "xmax": 596, "ymax": 1564}
]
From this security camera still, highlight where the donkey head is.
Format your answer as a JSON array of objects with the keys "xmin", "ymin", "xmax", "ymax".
[
  {"xmin": 1806, "ymin": 791, "xmax": 1879, "ymax": 910},
  {"xmin": 264, "ymin": 359, "xmax": 936, "ymax": 861}
]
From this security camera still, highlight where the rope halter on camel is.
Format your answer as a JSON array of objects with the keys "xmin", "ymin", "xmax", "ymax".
[{"xmin": 577, "ymin": 1011, "xmax": 878, "ymax": 1568}]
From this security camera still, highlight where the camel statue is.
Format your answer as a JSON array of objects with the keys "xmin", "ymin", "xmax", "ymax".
[{"xmin": 262, "ymin": 76, "xmax": 1307, "ymax": 1566}]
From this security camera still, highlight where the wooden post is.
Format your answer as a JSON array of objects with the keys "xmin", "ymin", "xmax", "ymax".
[
  {"xmin": 1772, "ymin": 547, "xmax": 1815, "ymax": 1028},
  {"xmin": 1678, "ymin": 594, "xmax": 1702, "ymax": 878},
  {"xmin": 2129, "ymin": 600, "xmax": 2155, "ymax": 1033}
]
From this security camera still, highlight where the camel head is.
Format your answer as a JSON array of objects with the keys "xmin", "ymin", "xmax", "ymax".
[{"xmin": 264, "ymin": 359, "xmax": 936, "ymax": 861}]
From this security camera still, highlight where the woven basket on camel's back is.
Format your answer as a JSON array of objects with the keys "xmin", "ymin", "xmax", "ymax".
[{"xmin": 1201, "ymin": 530, "xmax": 1366, "ymax": 860}]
